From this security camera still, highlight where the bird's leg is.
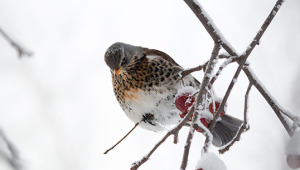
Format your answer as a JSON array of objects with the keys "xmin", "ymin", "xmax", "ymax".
[{"xmin": 142, "ymin": 113, "xmax": 156, "ymax": 126}]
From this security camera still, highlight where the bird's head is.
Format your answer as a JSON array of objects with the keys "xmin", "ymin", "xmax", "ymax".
[{"xmin": 104, "ymin": 42, "xmax": 144, "ymax": 77}]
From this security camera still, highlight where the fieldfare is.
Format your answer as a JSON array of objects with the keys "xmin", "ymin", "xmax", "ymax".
[{"xmin": 104, "ymin": 42, "xmax": 242, "ymax": 146}]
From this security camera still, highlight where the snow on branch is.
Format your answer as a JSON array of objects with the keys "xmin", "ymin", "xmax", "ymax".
[
  {"xmin": 180, "ymin": 43, "xmax": 221, "ymax": 170},
  {"xmin": 243, "ymin": 66, "xmax": 295, "ymax": 136},
  {"xmin": 208, "ymin": 55, "xmax": 241, "ymax": 89},
  {"xmin": 184, "ymin": 0, "xmax": 237, "ymax": 55},
  {"xmin": 180, "ymin": 53, "xmax": 237, "ymax": 80},
  {"xmin": 131, "ymin": 43, "xmax": 221, "ymax": 170},
  {"xmin": 125, "ymin": 0, "xmax": 299, "ymax": 169},
  {"xmin": 219, "ymin": 83, "xmax": 252, "ymax": 154},
  {"xmin": 184, "ymin": 0, "xmax": 296, "ymax": 137},
  {"xmin": 131, "ymin": 106, "xmax": 196, "ymax": 170}
]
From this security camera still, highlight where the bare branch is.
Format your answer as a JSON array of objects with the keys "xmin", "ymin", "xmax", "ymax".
[
  {"xmin": 130, "ymin": 130, "xmax": 169, "ymax": 170},
  {"xmin": 184, "ymin": 0, "xmax": 226, "ymax": 44},
  {"xmin": 243, "ymin": 67, "xmax": 293, "ymax": 136},
  {"xmin": 131, "ymin": 106, "xmax": 196, "ymax": 170},
  {"xmin": 180, "ymin": 43, "xmax": 221, "ymax": 170},
  {"xmin": 0, "ymin": 128, "xmax": 22, "ymax": 170},
  {"xmin": 180, "ymin": 54, "xmax": 234, "ymax": 80},
  {"xmin": 104, "ymin": 122, "xmax": 140, "ymax": 154},
  {"xmin": 0, "ymin": 27, "xmax": 33, "ymax": 58},
  {"xmin": 208, "ymin": 56, "xmax": 239, "ymax": 88},
  {"xmin": 180, "ymin": 61, "xmax": 209, "ymax": 79},
  {"xmin": 239, "ymin": 0, "xmax": 284, "ymax": 59},
  {"xmin": 244, "ymin": 83, "xmax": 252, "ymax": 127},
  {"xmin": 230, "ymin": 0, "xmax": 294, "ymax": 135},
  {"xmin": 208, "ymin": 57, "xmax": 249, "ymax": 138},
  {"xmin": 219, "ymin": 83, "xmax": 252, "ymax": 154}
]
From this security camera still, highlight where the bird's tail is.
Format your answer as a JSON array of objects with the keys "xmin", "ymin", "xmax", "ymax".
[{"xmin": 211, "ymin": 114, "xmax": 243, "ymax": 147}]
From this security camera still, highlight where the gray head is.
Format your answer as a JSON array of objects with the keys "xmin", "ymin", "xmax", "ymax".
[{"xmin": 104, "ymin": 42, "xmax": 144, "ymax": 76}]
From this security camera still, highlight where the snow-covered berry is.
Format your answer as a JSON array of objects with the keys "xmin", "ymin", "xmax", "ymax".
[
  {"xmin": 286, "ymin": 130, "xmax": 300, "ymax": 169},
  {"xmin": 196, "ymin": 118, "xmax": 210, "ymax": 133},
  {"xmin": 286, "ymin": 155, "xmax": 300, "ymax": 169},
  {"xmin": 208, "ymin": 101, "xmax": 225, "ymax": 116},
  {"xmin": 195, "ymin": 152, "xmax": 227, "ymax": 170},
  {"xmin": 175, "ymin": 86, "xmax": 196, "ymax": 113}
]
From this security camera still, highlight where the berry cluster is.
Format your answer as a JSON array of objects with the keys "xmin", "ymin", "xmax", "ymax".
[{"xmin": 175, "ymin": 90, "xmax": 225, "ymax": 132}]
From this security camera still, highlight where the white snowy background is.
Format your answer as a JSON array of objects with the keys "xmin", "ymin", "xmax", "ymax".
[{"xmin": 0, "ymin": 0, "xmax": 299, "ymax": 170}]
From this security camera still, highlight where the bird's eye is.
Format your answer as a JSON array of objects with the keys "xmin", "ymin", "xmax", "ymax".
[{"xmin": 121, "ymin": 57, "xmax": 127, "ymax": 66}]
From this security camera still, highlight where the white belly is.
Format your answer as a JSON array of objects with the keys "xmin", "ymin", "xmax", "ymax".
[
  {"xmin": 121, "ymin": 74, "xmax": 198, "ymax": 132},
  {"xmin": 123, "ymin": 87, "xmax": 182, "ymax": 131}
]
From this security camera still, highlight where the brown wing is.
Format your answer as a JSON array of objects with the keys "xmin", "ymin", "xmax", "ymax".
[
  {"xmin": 143, "ymin": 48, "xmax": 181, "ymax": 67},
  {"xmin": 143, "ymin": 47, "xmax": 201, "ymax": 87}
]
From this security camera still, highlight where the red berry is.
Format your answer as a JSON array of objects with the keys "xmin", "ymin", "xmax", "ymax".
[
  {"xmin": 208, "ymin": 101, "xmax": 225, "ymax": 116},
  {"xmin": 175, "ymin": 92, "xmax": 195, "ymax": 113},
  {"xmin": 179, "ymin": 111, "xmax": 194, "ymax": 121},
  {"xmin": 196, "ymin": 118, "xmax": 210, "ymax": 133},
  {"xmin": 179, "ymin": 111, "xmax": 187, "ymax": 119},
  {"xmin": 287, "ymin": 154, "xmax": 300, "ymax": 169}
]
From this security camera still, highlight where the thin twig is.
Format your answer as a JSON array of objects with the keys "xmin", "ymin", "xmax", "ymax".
[
  {"xmin": 104, "ymin": 122, "xmax": 140, "ymax": 154},
  {"xmin": 180, "ymin": 61, "xmax": 209, "ymax": 79},
  {"xmin": 208, "ymin": 56, "xmax": 238, "ymax": 88},
  {"xmin": 219, "ymin": 83, "xmax": 252, "ymax": 154},
  {"xmin": 277, "ymin": 104, "xmax": 299, "ymax": 121},
  {"xmin": 180, "ymin": 43, "xmax": 221, "ymax": 170},
  {"xmin": 184, "ymin": 0, "xmax": 226, "ymax": 44},
  {"xmin": 243, "ymin": 83, "xmax": 252, "ymax": 128},
  {"xmin": 130, "ymin": 130, "xmax": 174, "ymax": 170},
  {"xmin": 130, "ymin": 132, "xmax": 169, "ymax": 170},
  {"xmin": 0, "ymin": 128, "xmax": 21, "ymax": 170},
  {"xmin": 244, "ymin": 66, "xmax": 293, "ymax": 136},
  {"xmin": 233, "ymin": 0, "xmax": 293, "ymax": 135},
  {"xmin": 131, "ymin": 106, "xmax": 195, "ymax": 170},
  {"xmin": 0, "ymin": 27, "xmax": 33, "ymax": 57},
  {"xmin": 194, "ymin": 123, "xmax": 212, "ymax": 154},
  {"xmin": 180, "ymin": 54, "xmax": 233, "ymax": 80}
]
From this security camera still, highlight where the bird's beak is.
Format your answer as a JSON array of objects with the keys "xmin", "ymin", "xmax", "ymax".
[
  {"xmin": 114, "ymin": 68, "xmax": 122, "ymax": 77},
  {"xmin": 113, "ymin": 68, "xmax": 122, "ymax": 84}
]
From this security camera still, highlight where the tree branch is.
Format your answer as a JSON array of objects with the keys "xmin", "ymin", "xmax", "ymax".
[
  {"xmin": 104, "ymin": 122, "xmax": 140, "ymax": 154},
  {"xmin": 180, "ymin": 54, "xmax": 236, "ymax": 80},
  {"xmin": 131, "ymin": 43, "xmax": 221, "ymax": 170},
  {"xmin": 130, "ymin": 0, "xmax": 294, "ymax": 168},
  {"xmin": 219, "ymin": 83, "xmax": 252, "ymax": 154},
  {"xmin": 0, "ymin": 128, "xmax": 21, "ymax": 170},
  {"xmin": 180, "ymin": 43, "xmax": 221, "ymax": 170},
  {"xmin": 0, "ymin": 27, "xmax": 33, "ymax": 58},
  {"xmin": 208, "ymin": 56, "xmax": 240, "ymax": 88},
  {"xmin": 184, "ymin": 0, "xmax": 293, "ymax": 136},
  {"xmin": 243, "ymin": 67, "xmax": 293, "ymax": 136},
  {"xmin": 180, "ymin": 61, "xmax": 209, "ymax": 79},
  {"xmin": 130, "ymin": 106, "xmax": 196, "ymax": 170}
]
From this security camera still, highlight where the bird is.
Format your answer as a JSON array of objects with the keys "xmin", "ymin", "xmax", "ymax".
[{"xmin": 104, "ymin": 42, "xmax": 243, "ymax": 147}]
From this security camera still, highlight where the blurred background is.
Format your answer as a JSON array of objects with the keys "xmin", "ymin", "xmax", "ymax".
[{"xmin": 0, "ymin": 0, "xmax": 299, "ymax": 169}]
